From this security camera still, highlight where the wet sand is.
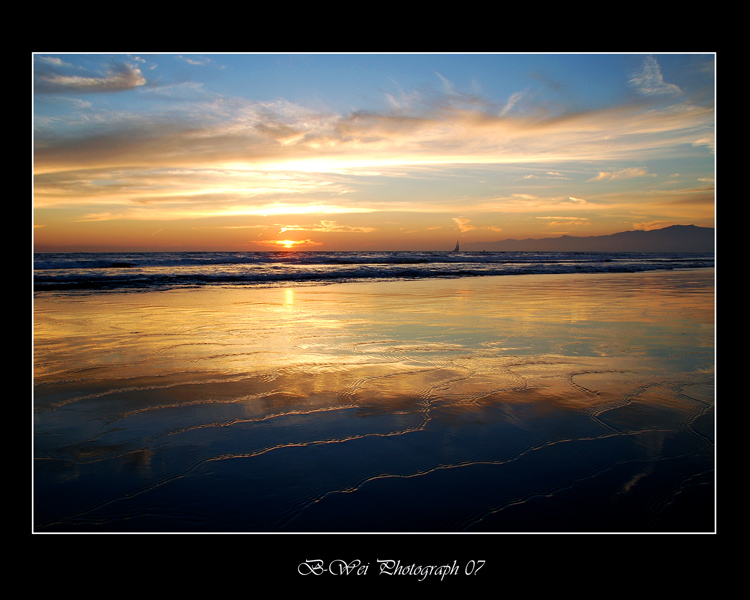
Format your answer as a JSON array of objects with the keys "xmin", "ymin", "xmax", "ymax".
[{"xmin": 33, "ymin": 269, "xmax": 715, "ymax": 532}]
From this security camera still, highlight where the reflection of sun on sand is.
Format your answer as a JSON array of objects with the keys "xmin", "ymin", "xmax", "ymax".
[{"xmin": 33, "ymin": 269, "xmax": 715, "ymax": 532}]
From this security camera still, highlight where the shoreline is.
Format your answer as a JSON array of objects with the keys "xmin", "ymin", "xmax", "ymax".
[
  {"xmin": 32, "ymin": 264, "xmax": 716, "ymax": 298},
  {"xmin": 33, "ymin": 267, "xmax": 715, "ymax": 533}
]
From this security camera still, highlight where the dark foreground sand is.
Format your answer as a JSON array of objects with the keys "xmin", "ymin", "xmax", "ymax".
[{"xmin": 33, "ymin": 269, "xmax": 715, "ymax": 533}]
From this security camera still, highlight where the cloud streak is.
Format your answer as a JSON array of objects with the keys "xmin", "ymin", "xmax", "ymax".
[
  {"xmin": 34, "ymin": 94, "xmax": 713, "ymax": 226},
  {"xmin": 452, "ymin": 217, "xmax": 502, "ymax": 233},
  {"xmin": 279, "ymin": 220, "xmax": 377, "ymax": 233},
  {"xmin": 34, "ymin": 59, "xmax": 147, "ymax": 94},
  {"xmin": 588, "ymin": 167, "xmax": 652, "ymax": 181},
  {"xmin": 34, "ymin": 96, "xmax": 714, "ymax": 179}
]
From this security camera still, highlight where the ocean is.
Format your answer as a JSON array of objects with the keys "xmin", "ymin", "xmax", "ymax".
[
  {"xmin": 33, "ymin": 250, "xmax": 715, "ymax": 293},
  {"xmin": 33, "ymin": 252, "xmax": 715, "ymax": 534}
]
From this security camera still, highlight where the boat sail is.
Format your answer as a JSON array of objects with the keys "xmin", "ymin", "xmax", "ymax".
[{"xmin": 452, "ymin": 240, "xmax": 460, "ymax": 252}]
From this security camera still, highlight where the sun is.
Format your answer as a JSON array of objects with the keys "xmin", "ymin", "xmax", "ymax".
[{"xmin": 253, "ymin": 238, "xmax": 321, "ymax": 250}]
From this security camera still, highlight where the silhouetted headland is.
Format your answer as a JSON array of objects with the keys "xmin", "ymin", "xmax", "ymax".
[{"xmin": 463, "ymin": 225, "xmax": 714, "ymax": 253}]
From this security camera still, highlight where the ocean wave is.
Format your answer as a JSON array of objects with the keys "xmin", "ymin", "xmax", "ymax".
[{"xmin": 32, "ymin": 251, "xmax": 715, "ymax": 294}]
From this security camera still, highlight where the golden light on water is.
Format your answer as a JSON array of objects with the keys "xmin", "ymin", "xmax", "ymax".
[{"xmin": 33, "ymin": 263, "xmax": 715, "ymax": 532}]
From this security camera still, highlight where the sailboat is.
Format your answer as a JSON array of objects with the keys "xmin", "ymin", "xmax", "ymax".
[{"xmin": 452, "ymin": 240, "xmax": 460, "ymax": 252}]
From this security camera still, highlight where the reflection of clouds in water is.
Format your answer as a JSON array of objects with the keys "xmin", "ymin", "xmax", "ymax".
[{"xmin": 34, "ymin": 271, "xmax": 714, "ymax": 532}]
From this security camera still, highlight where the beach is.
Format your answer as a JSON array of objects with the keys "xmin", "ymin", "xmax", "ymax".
[{"xmin": 33, "ymin": 268, "xmax": 715, "ymax": 532}]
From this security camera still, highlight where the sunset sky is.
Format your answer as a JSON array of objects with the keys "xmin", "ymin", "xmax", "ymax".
[{"xmin": 33, "ymin": 53, "xmax": 715, "ymax": 252}]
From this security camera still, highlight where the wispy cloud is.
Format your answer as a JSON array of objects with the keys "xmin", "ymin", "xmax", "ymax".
[
  {"xmin": 34, "ymin": 95, "xmax": 714, "ymax": 182},
  {"xmin": 177, "ymin": 55, "xmax": 214, "ymax": 66},
  {"xmin": 588, "ymin": 167, "xmax": 652, "ymax": 182},
  {"xmin": 34, "ymin": 59, "xmax": 147, "ymax": 94},
  {"xmin": 278, "ymin": 220, "xmax": 377, "ymax": 233},
  {"xmin": 693, "ymin": 137, "xmax": 715, "ymax": 153},
  {"xmin": 473, "ymin": 194, "xmax": 603, "ymax": 215},
  {"xmin": 536, "ymin": 215, "xmax": 589, "ymax": 220},
  {"xmin": 452, "ymin": 217, "xmax": 502, "ymax": 233},
  {"xmin": 500, "ymin": 90, "xmax": 529, "ymax": 116},
  {"xmin": 452, "ymin": 217, "xmax": 474, "ymax": 233},
  {"xmin": 633, "ymin": 221, "xmax": 674, "ymax": 231},
  {"xmin": 72, "ymin": 203, "xmax": 376, "ymax": 223},
  {"xmin": 630, "ymin": 55, "xmax": 682, "ymax": 96}
]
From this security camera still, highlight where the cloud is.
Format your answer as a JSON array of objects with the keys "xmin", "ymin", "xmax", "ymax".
[
  {"xmin": 35, "ymin": 59, "xmax": 147, "ymax": 94},
  {"xmin": 253, "ymin": 238, "xmax": 321, "ymax": 249},
  {"xmin": 37, "ymin": 56, "xmax": 68, "ymax": 68},
  {"xmin": 195, "ymin": 224, "xmax": 268, "ymax": 230},
  {"xmin": 536, "ymin": 216, "xmax": 590, "ymax": 222},
  {"xmin": 693, "ymin": 136, "xmax": 715, "ymax": 153},
  {"xmin": 633, "ymin": 221, "xmax": 674, "ymax": 231},
  {"xmin": 177, "ymin": 55, "xmax": 213, "ymax": 66},
  {"xmin": 70, "ymin": 203, "xmax": 376, "ymax": 223},
  {"xmin": 500, "ymin": 90, "xmax": 529, "ymax": 116},
  {"xmin": 452, "ymin": 217, "xmax": 474, "ymax": 232},
  {"xmin": 588, "ymin": 167, "xmax": 651, "ymax": 182},
  {"xmin": 34, "ymin": 86, "xmax": 714, "ymax": 179},
  {"xmin": 630, "ymin": 56, "xmax": 683, "ymax": 96},
  {"xmin": 279, "ymin": 220, "xmax": 377, "ymax": 233},
  {"xmin": 34, "ymin": 63, "xmax": 714, "ymax": 232},
  {"xmin": 534, "ymin": 215, "xmax": 591, "ymax": 232},
  {"xmin": 452, "ymin": 217, "xmax": 502, "ymax": 233},
  {"xmin": 473, "ymin": 193, "xmax": 604, "ymax": 215},
  {"xmin": 435, "ymin": 72, "xmax": 455, "ymax": 95}
]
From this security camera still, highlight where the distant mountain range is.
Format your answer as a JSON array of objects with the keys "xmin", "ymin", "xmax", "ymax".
[{"xmin": 462, "ymin": 225, "xmax": 714, "ymax": 253}]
